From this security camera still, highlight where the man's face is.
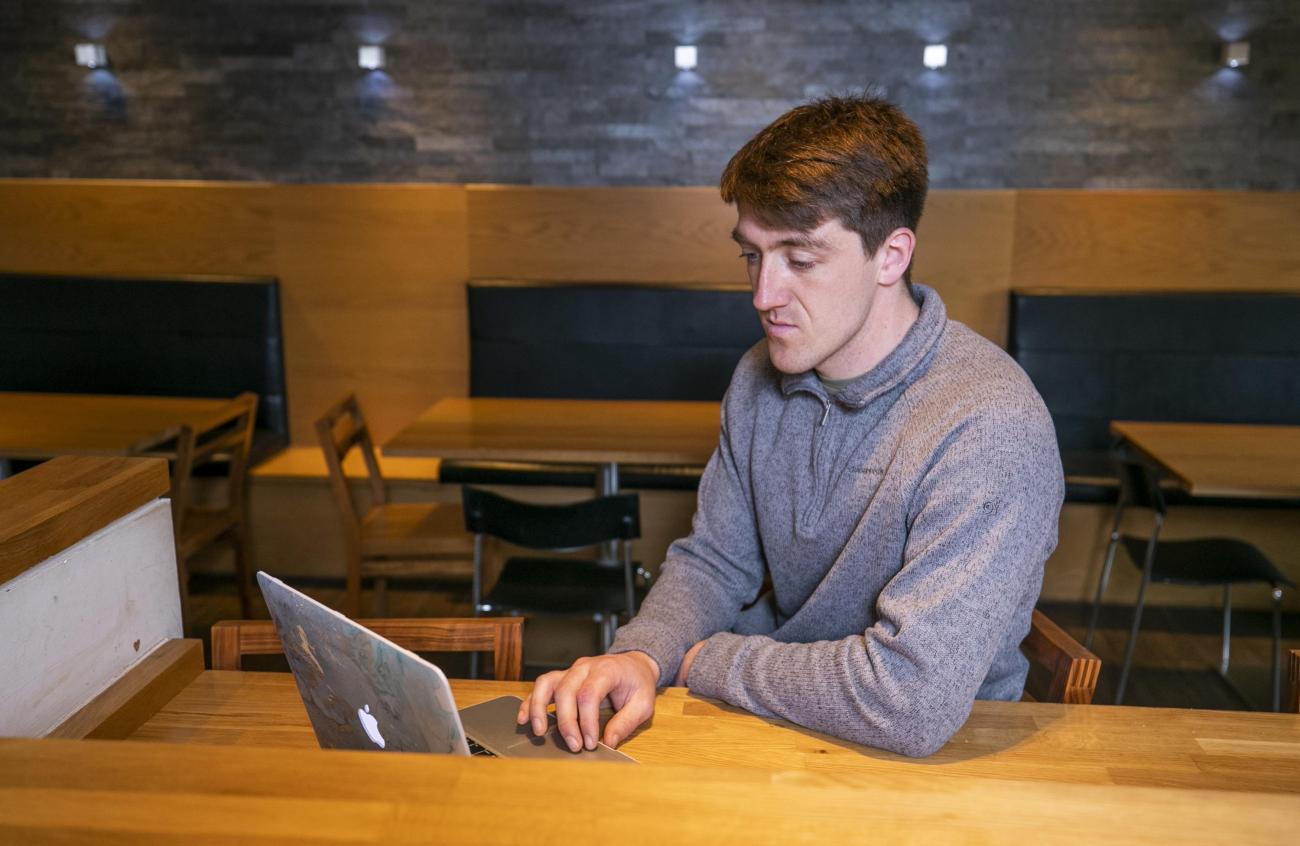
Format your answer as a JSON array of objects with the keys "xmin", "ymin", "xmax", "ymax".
[{"xmin": 732, "ymin": 207, "xmax": 883, "ymax": 379}]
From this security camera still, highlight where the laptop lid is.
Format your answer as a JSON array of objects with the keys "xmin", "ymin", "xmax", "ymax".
[
  {"xmin": 257, "ymin": 572, "xmax": 636, "ymax": 762},
  {"xmin": 257, "ymin": 571, "xmax": 471, "ymax": 754}
]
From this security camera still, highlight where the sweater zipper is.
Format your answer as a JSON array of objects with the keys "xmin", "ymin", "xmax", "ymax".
[{"xmin": 803, "ymin": 396, "xmax": 832, "ymax": 529}]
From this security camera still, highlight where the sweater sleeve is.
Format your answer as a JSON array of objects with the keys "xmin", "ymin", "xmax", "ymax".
[
  {"xmin": 607, "ymin": 385, "xmax": 769, "ymax": 687},
  {"xmin": 684, "ymin": 404, "xmax": 1064, "ymax": 757}
]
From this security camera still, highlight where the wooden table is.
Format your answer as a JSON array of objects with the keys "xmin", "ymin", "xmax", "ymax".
[
  {"xmin": 6, "ymin": 671, "xmax": 1299, "ymax": 843},
  {"xmin": 383, "ymin": 397, "xmax": 721, "ymax": 494},
  {"xmin": 1110, "ymin": 421, "xmax": 1300, "ymax": 500},
  {"xmin": 0, "ymin": 391, "xmax": 240, "ymax": 462},
  {"xmin": 130, "ymin": 672, "xmax": 1300, "ymax": 795}
]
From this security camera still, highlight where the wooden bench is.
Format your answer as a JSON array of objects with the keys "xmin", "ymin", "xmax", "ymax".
[
  {"xmin": 1008, "ymin": 288, "xmax": 1300, "ymax": 505},
  {"xmin": 440, "ymin": 280, "xmax": 758, "ymax": 491},
  {"xmin": 0, "ymin": 272, "xmax": 290, "ymax": 467}
]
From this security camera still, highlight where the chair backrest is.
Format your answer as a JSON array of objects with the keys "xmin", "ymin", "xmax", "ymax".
[
  {"xmin": 169, "ymin": 393, "xmax": 259, "ymax": 536},
  {"xmin": 461, "ymin": 485, "xmax": 640, "ymax": 550},
  {"xmin": 1289, "ymin": 649, "xmax": 1300, "ymax": 714},
  {"xmin": 210, "ymin": 616, "xmax": 524, "ymax": 681},
  {"xmin": 315, "ymin": 394, "xmax": 387, "ymax": 542},
  {"xmin": 1021, "ymin": 609, "xmax": 1102, "ymax": 704}
]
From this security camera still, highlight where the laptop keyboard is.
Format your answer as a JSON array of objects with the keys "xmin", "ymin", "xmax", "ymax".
[{"xmin": 466, "ymin": 737, "xmax": 498, "ymax": 757}]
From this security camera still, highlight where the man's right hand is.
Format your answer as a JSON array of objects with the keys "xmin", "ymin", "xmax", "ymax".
[{"xmin": 516, "ymin": 650, "xmax": 660, "ymax": 752}]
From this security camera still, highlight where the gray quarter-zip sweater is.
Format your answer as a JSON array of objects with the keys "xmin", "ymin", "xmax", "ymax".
[{"xmin": 609, "ymin": 284, "xmax": 1064, "ymax": 758}]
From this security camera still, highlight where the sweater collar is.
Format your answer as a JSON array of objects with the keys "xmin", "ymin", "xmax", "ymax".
[{"xmin": 779, "ymin": 283, "xmax": 947, "ymax": 409}]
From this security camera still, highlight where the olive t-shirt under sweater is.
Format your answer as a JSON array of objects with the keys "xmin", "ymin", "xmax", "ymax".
[{"xmin": 609, "ymin": 284, "xmax": 1064, "ymax": 758}]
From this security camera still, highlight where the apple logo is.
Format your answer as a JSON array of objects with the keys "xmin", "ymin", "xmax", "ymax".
[{"xmin": 358, "ymin": 704, "xmax": 386, "ymax": 749}]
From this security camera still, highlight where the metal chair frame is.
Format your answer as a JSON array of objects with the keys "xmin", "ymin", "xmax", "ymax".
[{"xmin": 1086, "ymin": 455, "xmax": 1291, "ymax": 710}]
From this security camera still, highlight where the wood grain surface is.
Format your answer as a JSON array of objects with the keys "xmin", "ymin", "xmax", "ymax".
[
  {"xmin": 1111, "ymin": 421, "xmax": 1300, "ymax": 499},
  {"xmin": 0, "ymin": 179, "xmax": 275, "ymax": 277},
  {"xmin": 48, "ymin": 639, "xmax": 203, "ymax": 740},
  {"xmin": 383, "ymin": 397, "xmax": 722, "ymax": 465},
  {"xmin": 0, "ymin": 392, "xmax": 242, "ymax": 461},
  {"xmin": 1012, "ymin": 190, "xmax": 1300, "ymax": 291},
  {"xmin": 130, "ymin": 672, "xmax": 1300, "ymax": 795},
  {"xmin": 0, "ymin": 455, "xmax": 170, "ymax": 585},
  {"xmin": 269, "ymin": 183, "xmax": 471, "ymax": 443},
  {"xmin": 467, "ymin": 184, "xmax": 739, "ymax": 283},
  {"xmin": 8, "ymin": 731, "xmax": 1300, "ymax": 844}
]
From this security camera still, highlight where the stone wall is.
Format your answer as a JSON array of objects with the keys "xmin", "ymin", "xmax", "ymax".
[{"xmin": 2, "ymin": 0, "xmax": 1296, "ymax": 187}]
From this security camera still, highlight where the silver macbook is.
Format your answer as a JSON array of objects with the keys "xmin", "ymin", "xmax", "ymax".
[{"xmin": 257, "ymin": 572, "xmax": 634, "ymax": 762}]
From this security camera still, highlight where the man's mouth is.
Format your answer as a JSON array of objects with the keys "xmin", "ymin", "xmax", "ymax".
[{"xmin": 764, "ymin": 317, "xmax": 797, "ymax": 338}]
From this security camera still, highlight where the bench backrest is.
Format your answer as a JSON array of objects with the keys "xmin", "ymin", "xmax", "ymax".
[
  {"xmin": 468, "ymin": 281, "xmax": 762, "ymax": 401},
  {"xmin": 1008, "ymin": 288, "xmax": 1300, "ymax": 453},
  {"xmin": 0, "ymin": 273, "xmax": 289, "ymax": 463}
]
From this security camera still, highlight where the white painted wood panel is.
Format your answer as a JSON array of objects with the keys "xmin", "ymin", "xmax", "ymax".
[{"xmin": 0, "ymin": 499, "xmax": 181, "ymax": 737}]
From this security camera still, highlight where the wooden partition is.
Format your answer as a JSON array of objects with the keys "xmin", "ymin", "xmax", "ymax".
[
  {"xmin": 0, "ymin": 179, "xmax": 468, "ymax": 444},
  {"xmin": 2, "ymin": 179, "xmax": 1298, "ymax": 605},
  {"xmin": 5, "ymin": 179, "xmax": 1299, "ymax": 444}
]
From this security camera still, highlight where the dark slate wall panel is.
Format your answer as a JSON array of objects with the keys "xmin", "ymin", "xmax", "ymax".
[{"xmin": 1, "ymin": 0, "xmax": 1296, "ymax": 187}]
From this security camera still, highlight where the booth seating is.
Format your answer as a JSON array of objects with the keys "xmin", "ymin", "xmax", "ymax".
[
  {"xmin": 438, "ymin": 280, "xmax": 763, "ymax": 491},
  {"xmin": 1007, "ymin": 288, "xmax": 1300, "ymax": 503},
  {"xmin": 0, "ymin": 273, "xmax": 290, "ymax": 467}
]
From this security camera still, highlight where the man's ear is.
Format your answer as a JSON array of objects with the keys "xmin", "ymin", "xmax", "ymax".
[{"xmin": 875, "ymin": 228, "xmax": 916, "ymax": 287}]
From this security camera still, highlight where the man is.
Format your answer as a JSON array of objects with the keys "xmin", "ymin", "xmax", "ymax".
[{"xmin": 518, "ymin": 95, "xmax": 1064, "ymax": 758}]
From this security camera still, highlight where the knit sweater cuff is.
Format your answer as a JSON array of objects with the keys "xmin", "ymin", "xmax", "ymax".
[
  {"xmin": 685, "ymin": 631, "xmax": 748, "ymax": 699},
  {"xmin": 608, "ymin": 622, "xmax": 684, "ymax": 688}
]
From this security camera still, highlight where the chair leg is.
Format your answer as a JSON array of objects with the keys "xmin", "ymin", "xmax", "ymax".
[
  {"xmin": 1271, "ymin": 587, "xmax": 1284, "ymax": 713},
  {"xmin": 233, "ymin": 526, "xmax": 253, "ymax": 619},
  {"xmin": 1219, "ymin": 584, "xmax": 1232, "ymax": 677},
  {"xmin": 346, "ymin": 551, "xmax": 363, "ymax": 618},
  {"xmin": 599, "ymin": 615, "xmax": 616, "ymax": 653},
  {"xmin": 1086, "ymin": 510, "xmax": 1125, "ymax": 649},
  {"xmin": 469, "ymin": 534, "xmax": 484, "ymax": 680},
  {"xmin": 373, "ymin": 577, "xmax": 388, "ymax": 617},
  {"xmin": 1116, "ymin": 531, "xmax": 1159, "ymax": 705}
]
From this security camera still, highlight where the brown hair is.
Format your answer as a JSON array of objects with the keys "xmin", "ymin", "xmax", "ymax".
[{"xmin": 720, "ymin": 95, "xmax": 928, "ymax": 279}]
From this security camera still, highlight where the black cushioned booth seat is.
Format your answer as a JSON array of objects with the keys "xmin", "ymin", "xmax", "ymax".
[
  {"xmin": 441, "ymin": 280, "xmax": 761, "ymax": 490},
  {"xmin": 0, "ymin": 273, "xmax": 289, "ymax": 466},
  {"xmin": 1008, "ymin": 288, "xmax": 1300, "ymax": 504}
]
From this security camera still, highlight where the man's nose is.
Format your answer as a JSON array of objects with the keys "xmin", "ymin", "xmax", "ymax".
[{"xmin": 751, "ymin": 262, "xmax": 787, "ymax": 312}]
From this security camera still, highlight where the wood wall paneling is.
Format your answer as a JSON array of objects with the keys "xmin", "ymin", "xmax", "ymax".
[
  {"xmin": 466, "ymin": 185, "xmax": 741, "ymax": 284},
  {"xmin": 269, "ymin": 184, "xmax": 470, "ymax": 443},
  {"xmin": 1011, "ymin": 190, "xmax": 1300, "ymax": 291},
  {"xmin": 911, "ymin": 190, "xmax": 1018, "ymax": 343},
  {"xmin": 0, "ymin": 179, "xmax": 275, "ymax": 277}
]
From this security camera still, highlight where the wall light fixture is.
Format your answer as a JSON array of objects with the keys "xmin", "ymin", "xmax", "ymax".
[
  {"xmin": 674, "ymin": 45, "xmax": 698, "ymax": 71},
  {"xmin": 1220, "ymin": 40, "xmax": 1249, "ymax": 68},
  {"xmin": 923, "ymin": 44, "xmax": 947, "ymax": 69},
  {"xmin": 74, "ymin": 43, "xmax": 108, "ymax": 69},
  {"xmin": 358, "ymin": 45, "xmax": 385, "ymax": 70}
]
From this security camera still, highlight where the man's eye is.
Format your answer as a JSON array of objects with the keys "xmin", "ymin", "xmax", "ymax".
[
  {"xmin": 789, "ymin": 259, "xmax": 815, "ymax": 271},
  {"xmin": 738, "ymin": 252, "xmax": 758, "ymax": 264}
]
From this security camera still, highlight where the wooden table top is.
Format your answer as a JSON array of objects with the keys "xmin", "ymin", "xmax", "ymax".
[
  {"xmin": 6, "ymin": 735, "xmax": 1299, "ymax": 845},
  {"xmin": 0, "ymin": 391, "xmax": 238, "ymax": 460},
  {"xmin": 129, "ymin": 672, "xmax": 1300, "ymax": 795},
  {"xmin": 382, "ymin": 397, "xmax": 721, "ymax": 465},
  {"xmin": 1110, "ymin": 421, "xmax": 1300, "ymax": 499}
]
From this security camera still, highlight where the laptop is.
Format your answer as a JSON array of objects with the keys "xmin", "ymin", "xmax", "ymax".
[{"xmin": 257, "ymin": 572, "xmax": 634, "ymax": 762}]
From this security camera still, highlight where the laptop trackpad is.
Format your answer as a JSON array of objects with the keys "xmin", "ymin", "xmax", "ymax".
[{"xmin": 458, "ymin": 696, "xmax": 635, "ymax": 763}]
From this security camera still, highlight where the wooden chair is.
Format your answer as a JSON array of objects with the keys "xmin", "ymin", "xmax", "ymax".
[
  {"xmin": 170, "ymin": 393, "xmax": 259, "ymax": 629},
  {"xmin": 210, "ymin": 616, "xmax": 523, "ymax": 680},
  {"xmin": 316, "ymin": 394, "xmax": 474, "ymax": 616},
  {"xmin": 1289, "ymin": 649, "xmax": 1300, "ymax": 714},
  {"xmin": 1021, "ymin": 609, "xmax": 1102, "ymax": 704}
]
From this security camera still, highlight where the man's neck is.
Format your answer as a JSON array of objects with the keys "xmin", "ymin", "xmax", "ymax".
[{"xmin": 818, "ymin": 284, "xmax": 922, "ymax": 381}]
